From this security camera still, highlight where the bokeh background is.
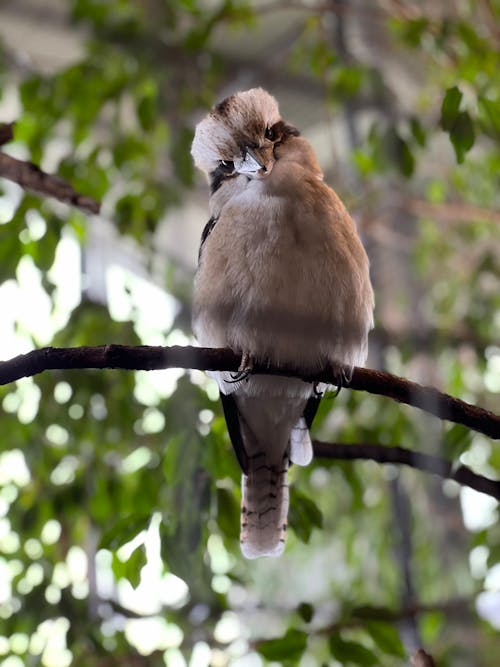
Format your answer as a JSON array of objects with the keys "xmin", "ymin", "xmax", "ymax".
[{"xmin": 0, "ymin": 1, "xmax": 499, "ymax": 665}]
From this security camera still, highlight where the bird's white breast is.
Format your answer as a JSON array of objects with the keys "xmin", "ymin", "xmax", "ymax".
[{"xmin": 193, "ymin": 172, "xmax": 371, "ymax": 380}]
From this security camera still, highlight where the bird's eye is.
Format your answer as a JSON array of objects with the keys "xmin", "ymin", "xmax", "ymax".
[
  {"xmin": 265, "ymin": 126, "xmax": 276, "ymax": 141},
  {"xmin": 219, "ymin": 160, "xmax": 234, "ymax": 173}
]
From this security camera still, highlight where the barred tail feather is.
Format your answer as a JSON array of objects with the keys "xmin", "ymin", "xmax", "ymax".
[{"xmin": 240, "ymin": 451, "xmax": 289, "ymax": 559}]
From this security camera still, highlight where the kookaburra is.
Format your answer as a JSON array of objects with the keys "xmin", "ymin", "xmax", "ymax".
[{"xmin": 191, "ymin": 88, "xmax": 374, "ymax": 559}]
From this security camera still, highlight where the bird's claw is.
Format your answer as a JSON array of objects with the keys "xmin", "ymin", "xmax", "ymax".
[
  {"xmin": 312, "ymin": 381, "xmax": 323, "ymax": 397},
  {"xmin": 330, "ymin": 363, "xmax": 352, "ymax": 397},
  {"xmin": 230, "ymin": 351, "xmax": 254, "ymax": 382}
]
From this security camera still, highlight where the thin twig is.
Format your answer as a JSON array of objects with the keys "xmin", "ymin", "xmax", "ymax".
[
  {"xmin": 479, "ymin": 0, "xmax": 500, "ymax": 45},
  {"xmin": 0, "ymin": 344, "xmax": 499, "ymax": 439},
  {"xmin": 253, "ymin": 0, "xmax": 386, "ymax": 18},
  {"xmin": 314, "ymin": 596, "xmax": 472, "ymax": 637},
  {"xmin": 408, "ymin": 198, "xmax": 500, "ymax": 225},
  {"xmin": 0, "ymin": 151, "xmax": 100, "ymax": 214},
  {"xmin": 372, "ymin": 323, "xmax": 489, "ymax": 355},
  {"xmin": 0, "ymin": 122, "xmax": 15, "ymax": 146},
  {"xmin": 312, "ymin": 441, "xmax": 500, "ymax": 499}
]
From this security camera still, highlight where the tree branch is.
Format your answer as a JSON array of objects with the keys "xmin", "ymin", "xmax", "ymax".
[
  {"xmin": 313, "ymin": 596, "xmax": 472, "ymax": 646},
  {"xmin": 312, "ymin": 441, "xmax": 500, "ymax": 499},
  {"xmin": 0, "ymin": 150, "xmax": 100, "ymax": 214},
  {"xmin": 412, "ymin": 649, "xmax": 436, "ymax": 667},
  {"xmin": 0, "ymin": 344, "xmax": 499, "ymax": 440}
]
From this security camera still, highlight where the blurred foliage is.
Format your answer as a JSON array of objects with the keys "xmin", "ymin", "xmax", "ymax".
[{"xmin": 0, "ymin": 0, "xmax": 499, "ymax": 666}]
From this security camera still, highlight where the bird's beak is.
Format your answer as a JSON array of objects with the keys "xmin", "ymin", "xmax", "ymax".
[{"xmin": 234, "ymin": 146, "xmax": 274, "ymax": 176}]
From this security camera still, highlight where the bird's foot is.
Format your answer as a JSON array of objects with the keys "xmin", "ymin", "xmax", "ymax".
[
  {"xmin": 329, "ymin": 362, "xmax": 353, "ymax": 397},
  {"xmin": 312, "ymin": 381, "xmax": 324, "ymax": 397},
  {"xmin": 230, "ymin": 351, "xmax": 254, "ymax": 382}
]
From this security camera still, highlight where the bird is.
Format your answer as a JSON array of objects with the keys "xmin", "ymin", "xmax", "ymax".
[{"xmin": 191, "ymin": 88, "xmax": 374, "ymax": 559}]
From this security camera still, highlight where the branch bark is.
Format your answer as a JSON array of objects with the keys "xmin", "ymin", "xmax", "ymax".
[
  {"xmin": 0, "ymin": 148, "xmax": 100, "ymax": 214},
  {"xmin": 0, "ymin": 344, "xmax": 499, "ymax": 440},
  {"xmin": 408, "ymin": 197, "xmax": 500, "ymax": 225},
  {"xmin": 0, "ymin": 122, "xmax": 15, "ymax": 146},
  {"xmin": 412, "ymin": 649, "xmax": 436, "ymax": 667},
  {"xmin": 313, "ymin": 441, "xmax": 500, "ymax": 499}
]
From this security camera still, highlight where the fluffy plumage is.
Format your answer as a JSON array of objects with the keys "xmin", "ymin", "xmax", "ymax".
[{"xmin": 192, "ymin": 88, "xmax": 374, "ymax": 558}]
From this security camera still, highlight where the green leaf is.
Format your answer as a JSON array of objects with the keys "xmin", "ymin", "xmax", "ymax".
[
  {"xmin": 394, "ymin": 17, "xmax": 429, "ymax": 47},
  {"xmin": 99, "ymin": 514, "xmax": 149, "ymax": 550},
  {"xmin": 351, "ymin": 605, "xmax": 396, "ymax": 621},
  {"xmin": 257, "ymin": 628, "xmax": 308, "ymax": 661},
  {"xmin": 216, "ymin": 486, "xmax": 240, "ymax": 540},
  {"xmin": 288, "ymin": 487, "xmax": 323, "ymax": 543},
  {"xmin": 364, "ymin": 621, "xmax": 406, "ymax": 658},
  {"xmin": 329, "ymin": 634, "xmax": 378, "ymax": 665},
  {"xmin": 442, "ymin": 423, "xmax": 471, "ymax": 460},
  {"xmin": 136, "ymin": 80, "xmax": 158, "ymax": 132},
  {"xmin": 297, "ymin": 602, "xmax": 314, "ymax": 623},
  {"xmin": 449, "ymin": 110, "xmax": 475, "ymax": 163},
  {"xmin": 171, "ymin": 125, "xmax": 195, "ymax": 186},
  {"xmin": 410, "ymin": 116, "xmax": 426, "ymax": 147},
  {"xmin": 331, "ymin": 65, "xmax": 365, "ymax": 98},
  {"xmin": 419, "ymin": 611, "xmax": 445, "ymax": 645},
  {"xmin": 383, "ymin": 126, "xmax": 415, "ymax": 177},
  {"xmin": 125, "ymin": 544, "xmax": 147, "ymax": 588},
  {"xmin": 112, "ymin": 545, "xmax": 146, "ymax": 589},
  {"xmin": 352, "ymin": 148, "xmax": 377, "ymax": 177},
  {"xmin": 440, "ymin": 86, "xmax": 463, "ymax": 131},
  {"xmin": 478, "ymin": 95, "xmax": 500, "ymax": 139},
  {"xmin": 396, "ymin": 134, "xmax": 415, "ymax": 177}
]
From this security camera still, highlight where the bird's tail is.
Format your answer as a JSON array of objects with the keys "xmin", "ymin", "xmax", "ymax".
[{"xmin": 240, "ymin": 450, "xmax": 289, "ymax": 559}]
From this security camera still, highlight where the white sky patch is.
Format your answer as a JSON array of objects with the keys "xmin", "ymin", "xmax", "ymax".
[
  {"xmin": 124, "ymin": 617, "xmax": 183, "ymax": 655},
  {"xmin": 484, "ymin": 354, "xmax": 500, "ymax": 392},
  {"xmin": 214, "ymin": 612, "xmax": 241, "ymax": 644},
  {"xmin": 115, "ymin": 514, "xmax": 189, "ymax": 617},
  {"xmin": 189, "ymin": 642, "xmax": 212, "ymax": 667},
  {"xmin": 460, "ymin": 487, "xmax": 498, "ymax": 531},
  {"xmin": 31, "ymin": 617, "xmax": 72, "ymax": 667},
  {"xmin": 0, "ymin": 280, "xmax": 41, "ymax": 359},
  {"xmin": 0, "ymin": 450, "xmax": 30, "ymax": 486},
  {"xmin": 484, "ymin": 563, "xmax": 500, "ymax": 592},
  {"xmin": 0, "ymin": 178, "xmax": 22, "ymax": 224},
  {"xmin": 133, "ymin": 368, "xmax": 184, "ymax": 406},
  {"xmin": 48, "ymin": 232, "xmax": 82, "ymax": 330},
  {"xmin": 106, "ymin": 264, "xmax": 178, "ymax": 336},
  {"xmin": 469, "ymin": 545, "xmax": 489, "ymax": 580},
  {"xmin": 476, "ymin": 591, "xmax": 500, "ymax": 630},
  {"xmin": 40, "ymin": 520, "xmax": 62, "ymax": 545},
  {"xmin": 50, "ymin": 456, "xmax": 79, "ymax": 486},
  {"xmin": 0, "ymin": 557, "xmax": 13, "ymax": 604},
  {"xmin": 120, "ymin": 446, "xmax": 153, "ymax": 474},
  {"xmin": 92, "ymin": 515, "xmax": 190, "ymax": 656},
  {"xmin": 16, "ymin": 255, "xmax": 54, "ymax": 345},
  {"xmin": 225, "ymin": 652, "xmax": 263, "ymax": 667},
  {"xmin": 459, "ymin": 435, "xmax": 491, "ymax": 469},
  {"xmin": 164, "ymin": 648, "xmax": 188, "ymax": 667}
]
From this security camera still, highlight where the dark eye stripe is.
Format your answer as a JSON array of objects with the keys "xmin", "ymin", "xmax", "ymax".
[
  {"xmin": 210, "ymin": 162, "xmax": 236, "ymax": 194},
  {"xmin": 219, "ymin": 160, "xmax": 234, "ymax": 173}
]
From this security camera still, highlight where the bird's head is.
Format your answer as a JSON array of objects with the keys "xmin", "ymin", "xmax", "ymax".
[{"xmin": 191, "ymin": 87, "xmax": 300, "ymax": 192}]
